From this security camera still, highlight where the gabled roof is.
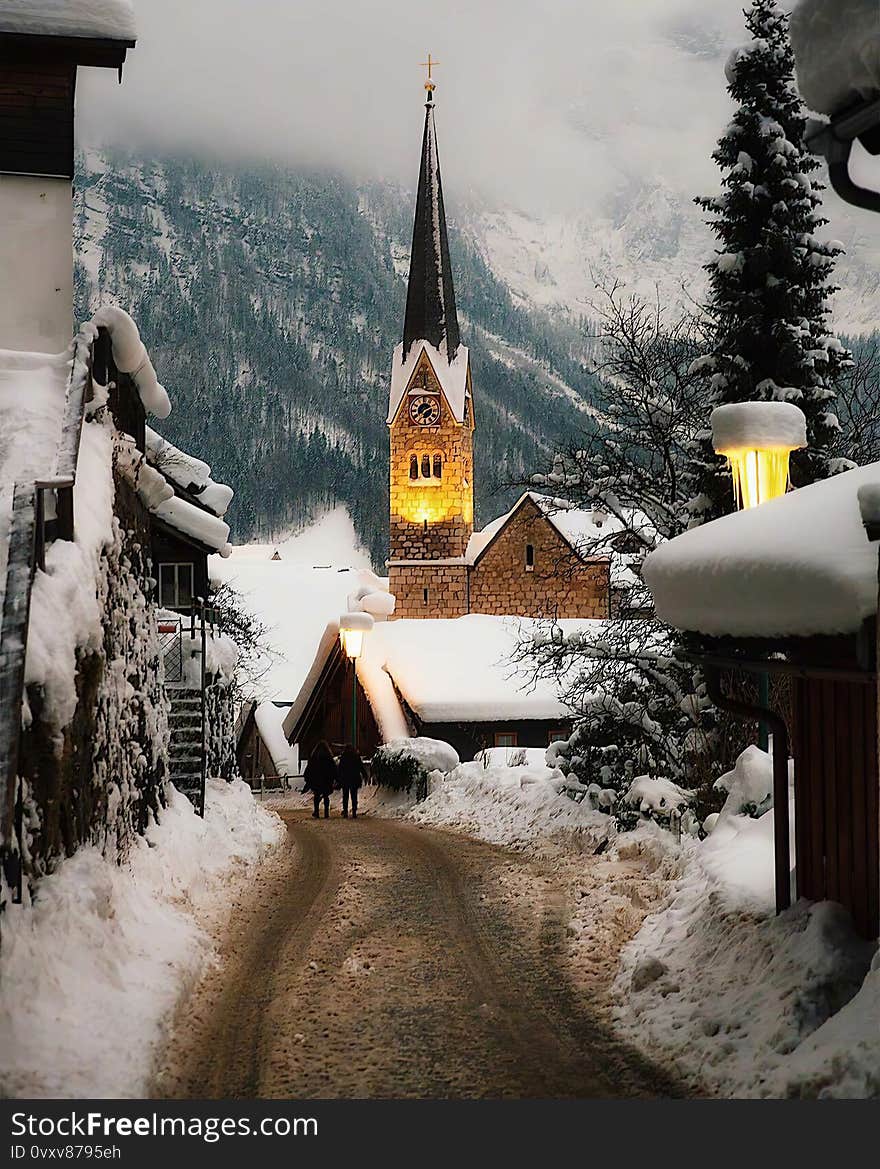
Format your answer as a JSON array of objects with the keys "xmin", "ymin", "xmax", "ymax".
[
  {"xmin": 465, "ymin": 492, "xmax": 613, "ymax": 567},
  {"xmin": 283, "ymin": 614, "xmax": 599, "ymax": 746},
  {"xmin": 402, "ymin": 98, "xmax": 460, "ymax": 367},
  {"xmin": 387, "ymin": 338, "xmax": 470, "ymax": 425}
]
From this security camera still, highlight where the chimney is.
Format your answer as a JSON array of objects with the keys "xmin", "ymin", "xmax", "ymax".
[{"xmin": 0, "ymin": 5, "xmax": 136, "ymax": 352}]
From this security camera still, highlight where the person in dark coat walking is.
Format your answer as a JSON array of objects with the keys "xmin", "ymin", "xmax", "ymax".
[
  {"xmin": 337, "ymin": 744, "xmax": 367, "ymax": 819},
  {"xmin": 302, "ymin": 740, "xmax": 336, "ymax": 819}
]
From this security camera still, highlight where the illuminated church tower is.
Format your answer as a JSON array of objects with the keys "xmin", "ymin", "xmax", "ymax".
[{"xmin": 387, "ymin": 65, "xmax": 474, "ymax": 618}]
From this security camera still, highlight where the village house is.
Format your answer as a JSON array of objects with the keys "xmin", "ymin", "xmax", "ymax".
[
  {"xmin": 0, "ymin": 10, "xmax": 237, "ymax": 895},
  {"xmin": 644, "ymin": 465, "xmax": 880, "ymax": 940}
]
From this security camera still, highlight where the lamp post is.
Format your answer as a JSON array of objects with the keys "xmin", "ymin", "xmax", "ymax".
[
  {"xmin": 338, "ymin": 612, "xmax": 374, "ymax": 751},
  {"xmin": 711, "ymin": 400, "xmax": 807, "ymax": 747}
]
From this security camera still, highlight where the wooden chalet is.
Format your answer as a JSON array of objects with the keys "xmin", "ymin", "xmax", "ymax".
[{"xmin": 644, "ymin": 464, "xmax": 880, "ymax": 939}]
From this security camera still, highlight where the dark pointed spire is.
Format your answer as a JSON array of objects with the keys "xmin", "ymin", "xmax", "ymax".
[{"xmin": 402, "ymin": 92, "xmax": 460, "ymax": 365}]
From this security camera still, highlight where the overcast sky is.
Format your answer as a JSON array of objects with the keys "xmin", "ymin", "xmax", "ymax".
[{"xmin": 78, "ymin": 0, "xmax": 801, "ymax": 215}]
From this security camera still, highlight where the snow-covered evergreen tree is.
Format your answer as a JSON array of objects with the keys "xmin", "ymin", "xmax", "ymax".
[{"xmin": 690, "ymin": 0, "xmax": 851, "ymax": 522}]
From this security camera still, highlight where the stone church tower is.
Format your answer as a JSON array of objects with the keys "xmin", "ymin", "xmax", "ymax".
[{"xmin": 387, "ymin": 82, "xmax": 474, "ymax": 619}]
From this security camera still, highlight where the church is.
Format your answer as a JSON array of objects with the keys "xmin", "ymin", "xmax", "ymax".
[
  {"xmin": 268, "ymin": 77, "xmax": 623, "ymax": 766},
  {"xmin": 386, "ymin": 78, "xmax": 609, "ymax": 622}
]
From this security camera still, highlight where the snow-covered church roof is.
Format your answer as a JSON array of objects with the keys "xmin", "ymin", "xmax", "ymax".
[
  {"xmin": 643, "ymin": 463, "xmax": 880, "ymax": 639},
  {"xmin": 0, "ymin": 1, "xmax": 137, "ymax": 42}
]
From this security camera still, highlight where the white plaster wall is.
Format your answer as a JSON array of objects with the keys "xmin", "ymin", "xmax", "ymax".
[{"xmin": 0, "ymin": 175, "xmax": 73, "ymax": 353}]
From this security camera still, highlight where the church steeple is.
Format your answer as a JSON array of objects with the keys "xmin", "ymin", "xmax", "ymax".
[{"xmin": 402, "ymin": 91, "xmax": 460, "ymax": 365}]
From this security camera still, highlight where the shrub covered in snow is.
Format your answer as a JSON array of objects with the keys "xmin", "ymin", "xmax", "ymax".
[
  {"xmin": 404, "ymin": 758, "xmax": 610, "ymax": 853},
  {"xmin": 714, "ymin": 743, "xmax": 774, "ymax": 820},
  {"xmin": 371, "ymin": 736, "xmax": 459, "ymax": 798}
]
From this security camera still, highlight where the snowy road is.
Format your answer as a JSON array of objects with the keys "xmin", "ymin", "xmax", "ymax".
[{"xmin": 155, "ymin": 810, "xmax": 684, "ymax": 1099}]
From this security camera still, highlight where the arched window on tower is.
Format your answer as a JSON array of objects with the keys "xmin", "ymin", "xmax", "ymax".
[
  {"xmin": 421, "ymin": 454, "xmax": 431, "ymax": 478},
  {"xmin": 433, "ymin": 453, "xmax": 442, "ymax": 479},
  {"xmin": 409, "ymin": 455, "xmax": 418, "ymax": 480}
]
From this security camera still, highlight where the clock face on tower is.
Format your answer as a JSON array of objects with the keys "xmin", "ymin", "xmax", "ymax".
[{"xmin": 409, "ymin": 395, "xmax": 441, "ymax": 426}]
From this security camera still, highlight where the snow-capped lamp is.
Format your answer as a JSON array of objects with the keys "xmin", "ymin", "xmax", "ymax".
[
  {"xmin": 711, "ymin": 402, "xmax": 807, "ymax": 510},
  {"xmin": 338, "ymin": 612, "xmax": 374, "ymax": 660}
]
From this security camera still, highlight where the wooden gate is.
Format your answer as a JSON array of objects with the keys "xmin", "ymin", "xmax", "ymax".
[{"xmin": 791, "ymin": 676, "xmax": 880, "ymax": 938}]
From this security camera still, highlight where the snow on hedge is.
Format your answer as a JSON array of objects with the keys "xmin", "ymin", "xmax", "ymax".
[
  {"xmin": 380, "ymin": 736, "xmax": 460, "ymax": 775},
  {"xmin": 403, "ymin": 758, "xmax": 610, "ymax": 853},
  {"xmin": 0, "ymin": 0, "xmax": 136, "ymax": 40},
  {"xmin": 0, "ymin": 779, "xmax": 283, "ymax": 1099},
  {"xmin": 791, "ymin": 0, "xmax": 880, "ymax": 116},
  {"xmin": 643, "ymin": 461, "xmax": 880, "ymax": 637},
  {"xmin": 616, "ymin": 748, "xmax": 879, "ymax": 1098}
]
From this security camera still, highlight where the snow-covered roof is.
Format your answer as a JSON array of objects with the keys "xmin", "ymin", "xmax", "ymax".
[
  {"xmin": 152, "ymin": 495, "xmax": 231, "ymax": 556},
  {"xmin": 465, "ymin": 491, "xmax": 641, "ymax": 587},
  {"xmin": 285, "ymin": 613, "xmax": 596, "ymax": 747},
  {"xmin": 145, "ymin": 427, "xmax": 233, "ymax": 518},
  {"xmin": 253, "ymin": 701, "xmax": 296, "ymax": 777},
  {"xmin": 365, "ymin": 615, "xmax": 588, "ymax": 724},
  {"xmin": 208, "ymin": 510, "xmax": 379, "ymax": 703},
  {"xmin": 791, "ymin": 0, "xmax": 880, "ymax": 116},
  {"xmin": 387, "ymin": 340, "xmax": 470, "ymax": 425},
  {"xmin": 643, "ymin": 463, "xmax": 880, "ymax": 639},
  {"xmin": 87, "ymin": 307, "xmax": 170, "ymax": 419},
  {"xmin": 0, "ymin": 1, "xmax": 136, "ymax": 41}
]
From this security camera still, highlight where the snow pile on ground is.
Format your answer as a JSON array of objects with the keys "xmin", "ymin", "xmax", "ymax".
[
  {"xmin": 403, "ymin": 758, "xmax": 610, "ymax": 853},
  {"xmin": 616, "ymin": 748, "xmax": 879, "ymax": 1098},
  {"xmin": 791, "ymin": 0, "xmax": 880, "ymax": 115},
  {"xmin": 0, "ymin": 779, "xmax": 284, "ymax": 1099}
]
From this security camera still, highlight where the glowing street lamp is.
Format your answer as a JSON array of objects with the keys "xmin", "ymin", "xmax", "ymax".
[
  {"xmin": 711, "ymin": 401, "xmax": 807, "ymax": 510},
  {"xmin": 338, "ymin": 612, "xmax": 374, "ymax": 748}
]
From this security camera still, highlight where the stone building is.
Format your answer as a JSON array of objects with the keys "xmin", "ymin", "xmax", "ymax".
[{"xmin": 387, "ymin": 86, "xmax": 612, "ymax": 622}]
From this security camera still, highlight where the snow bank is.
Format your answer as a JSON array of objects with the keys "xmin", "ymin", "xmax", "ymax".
[
  {"xmin": 0, "ymin": 1, "xmax": 136, "ymax": 40},
  {"xmin": 403, "ymin": 759, "xmax": 611, "ymax": 853},
  {"xmin": 791, "ymin": 0, "xmax": 880, "ymax": 116},
  {"xmin": 0, "ymin": 779, "xmax": 284, "ymax": 1099},
  {"xmin": 617, "ymin": 749, "xmax": 878, "ymax": 1097},
  {"xmin": 644, "ymin": 461, "xmax": 880, "ymax": 637}
]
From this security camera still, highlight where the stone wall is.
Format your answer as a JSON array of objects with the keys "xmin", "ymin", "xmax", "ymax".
[
  {"xmin": 388, "ymin": 562, "xmax": 469, "ymax": 619},
  {"xmin": 468, "ymin": 496, "xmax": 610, "ymax": 619}
]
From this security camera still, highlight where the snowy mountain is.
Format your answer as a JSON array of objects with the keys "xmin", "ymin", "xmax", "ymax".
[
  {"xmin": 73, "ymin": 150, "xmax": 880, "ymax": 566},
  {"xmin": 73, "ymin": 151, "xmax": 600, "ymax": 566},
  {"xmin": 466, "ymin": 179, "xmax": 880, "ymax": 337}
]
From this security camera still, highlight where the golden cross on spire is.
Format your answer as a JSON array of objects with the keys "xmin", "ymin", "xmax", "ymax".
[{"xmin": 420, "ymin": 53, "xmax": 439, "ymax": 94}]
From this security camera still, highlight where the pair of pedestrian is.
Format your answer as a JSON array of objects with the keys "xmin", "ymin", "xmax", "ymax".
[{"xmin": 302, "ymin": 741, "xmax": 366, "ymax": 819}]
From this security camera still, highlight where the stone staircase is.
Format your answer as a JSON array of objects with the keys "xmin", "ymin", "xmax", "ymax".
[{"xmin": 168, "ymin": 688, "xmax": 205, "ymax": 810}]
